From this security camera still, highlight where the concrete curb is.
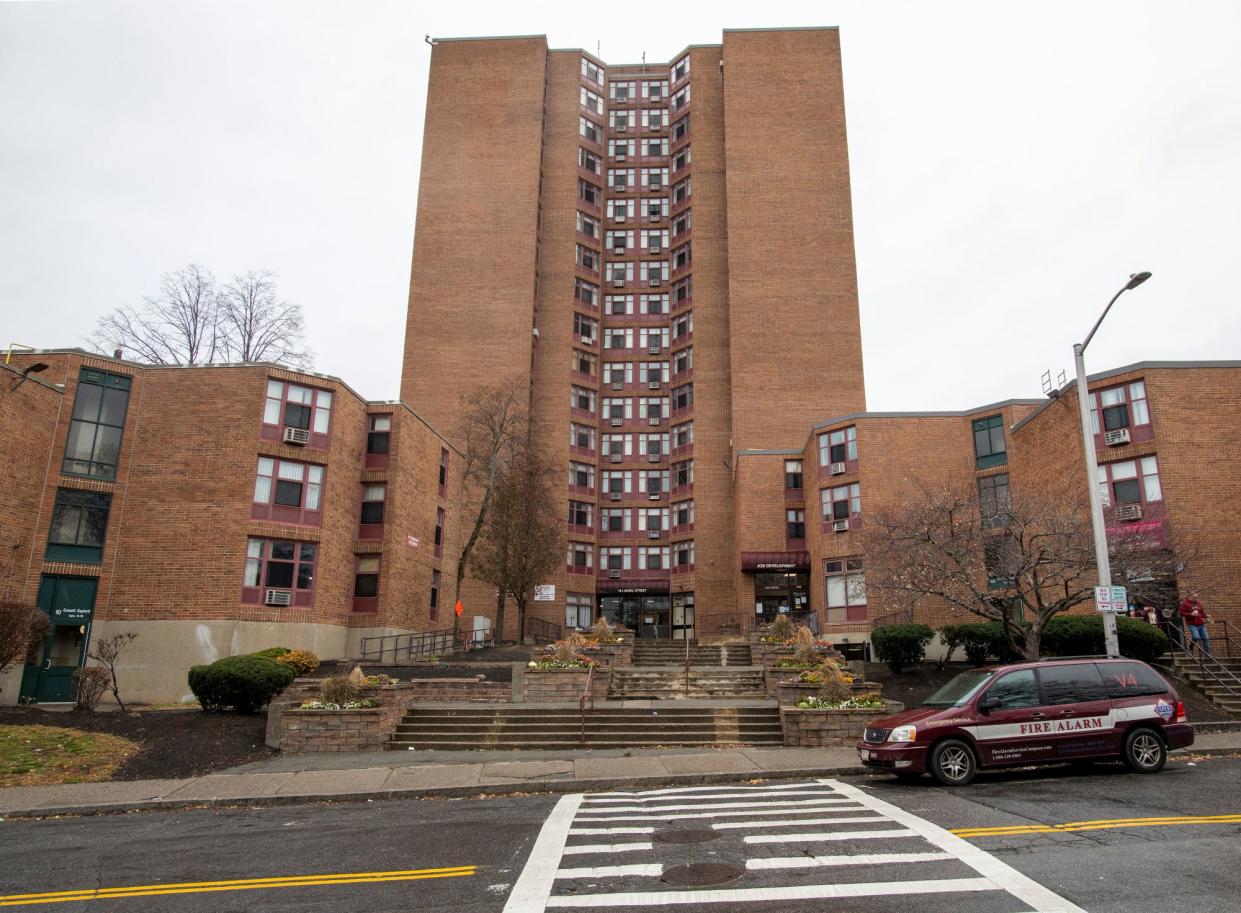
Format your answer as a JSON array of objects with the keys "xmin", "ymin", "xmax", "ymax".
[{"xmin": 0, "ymin": 765, "xmax": 869, "ymax": 820}]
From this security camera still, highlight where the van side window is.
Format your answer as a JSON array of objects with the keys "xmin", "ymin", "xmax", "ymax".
[
  {"xmin": 984, "ymin": 669, "xmax": 1039, "ymax": 710},
  {"xmin": 1038, "ymin": 664, "xmax": 1108, "ymax": 705},
  {"xmin": 1097, "ymin": 662, "xmax": 1167, "ymax": 698}
]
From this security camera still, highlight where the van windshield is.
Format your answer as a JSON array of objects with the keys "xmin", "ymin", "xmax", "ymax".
[{"xmin": 922, "ymin": 670, "xmax": 995, "ymax": 708}]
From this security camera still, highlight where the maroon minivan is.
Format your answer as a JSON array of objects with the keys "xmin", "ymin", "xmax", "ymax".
[{"xmin": 858, "ymin": 657, "xmax": 1193, "ymax": 785}]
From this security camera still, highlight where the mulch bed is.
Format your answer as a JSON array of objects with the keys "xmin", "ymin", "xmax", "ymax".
[{"xmin": 0, "ymin": 707, "xmax": 274, "ymax": 781}]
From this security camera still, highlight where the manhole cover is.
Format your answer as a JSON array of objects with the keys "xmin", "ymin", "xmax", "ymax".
[
  {"xmin": 661, "ymin": 863, "xmax": 744, "ymax": 886},
  {"xmin": 652, "ymin": 828, "xmax": 718, "ymax": 845}
]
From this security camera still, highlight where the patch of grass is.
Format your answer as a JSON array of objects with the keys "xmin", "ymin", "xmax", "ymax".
[{"xmin": 0, "ymin": 725, "xmax": 139, "ymax": 787}]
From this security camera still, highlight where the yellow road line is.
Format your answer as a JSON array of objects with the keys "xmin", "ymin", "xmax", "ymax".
[
  {"xmin": 0, "ymin": 866, "xmax": 476, "ymax": 907},
  {"xmin": 953, "ymin": 814, "xmax": 1241, "ymax": 838}
]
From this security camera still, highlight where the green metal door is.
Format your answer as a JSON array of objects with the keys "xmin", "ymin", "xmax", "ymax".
[{"xmin": 19, "ymin": 576, "xmax": 96, "ymax": 703}]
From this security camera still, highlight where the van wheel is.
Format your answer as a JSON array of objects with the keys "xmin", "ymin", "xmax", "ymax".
[
  {"xmin": 1123, "ymin": 728, "xmax": 1166, "ymax": 773},
  {"xmin": 929, "ymin": 739, "xmax": 976, "ymax": 786}
]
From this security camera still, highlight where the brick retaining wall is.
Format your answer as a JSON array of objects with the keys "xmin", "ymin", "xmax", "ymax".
[
  {"xmin": 779, "ymin": 701, "xmax": 904, "ymax": 747},
  {"xmin": 523, "ymin": 669, "xmax": 608, "ymax": 702}
]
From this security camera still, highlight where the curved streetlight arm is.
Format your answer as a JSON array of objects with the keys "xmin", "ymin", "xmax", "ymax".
[{"xmin": 1079, "ymin": 283, "xmax": 1130, "ymax": 355}]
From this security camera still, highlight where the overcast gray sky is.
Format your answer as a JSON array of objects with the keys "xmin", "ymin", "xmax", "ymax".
[{"xmin": 3, "ymin": 1, "xmax": 1238, "ymax": 411}]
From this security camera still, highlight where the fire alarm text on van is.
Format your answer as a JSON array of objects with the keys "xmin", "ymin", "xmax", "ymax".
[{"xmin": 1019, "ymin": 716, "xmax": 1105, "ymax": 735}]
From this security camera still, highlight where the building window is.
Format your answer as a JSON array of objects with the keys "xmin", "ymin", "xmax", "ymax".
[
  {"xmin": 354, "ymin": 556, "xmax": 380, "ymax": 599},
  {"xmin": 434, "ymin": 507, "xmax": 445, "ymax": 556},
  {"xmin": 253, "ymin": 457, "xmax": 323, "ymax": 525},
  {"xmin": 672, "ymin": 115, "xmax": 689, "ymax": 142},
  {"xmin": 439, "ymin": 448, "xmax": 448, "ymax": 493},
  {"xmin": 569, "ymin": 462, "xmax": 595, "ymax": 491},
  {"xmin": 818, "ymin": 425, "xmax": 857, "ymax": 468},
  {"xmin": 367, "ymin": 415, "xmax": 391, "ymax": 454},
  {"xmin": 575, "ymin": 278, "xmax": 598, "ymax": 307},
  {"xmin": 46, "ymin": 488, "xmax": 111, "ymax": 563},
  {"xmin": 264, "ymin": 379, "xmax": 331, "ymax": 436},
  {"xmin": 674, "ymin": 422, "xmax": 693, "ymax": 449},
  {"xmin": 973, "ymin": 414, "xmax": 1007, "ymax": 468},
  {"xmin": 978, "ymin": 473, "xmax": 1011, "ymax": 528},
  {"xmin": 566, "ymin": 592, "xmax": 593, "ymax": 629},
  {"xmin": 430, "ymin": 570, "xmax": 440, "ymax": 619},
  {"xmin": 1099, "ymin": 456, "xmax": 1162, "ymax": 507},
  {"xmin": 1090, "ymin": 380, "xmax": 1151, "ymax": 433},
  {"xmin": 243, "ymin": 538, "xmax": 316, "ymax": 604},
  {"xmin": 825, "ymin": 557, "xmax": 866, "ymax": 622},
  {"xmin": 786, "ymin": 509, "xmax": 806, "ymax": 541},
  {"xmin": 568, "ymin": 542, "xmax": 594, "ymax": 570},
  {"xmin": 569, "ymin": 500, "xmax": 593, "ymax": 530},
  {"xmin": 674, "ymin": 541, "xmax": 694, "ymax": 570},
  {"xmin": 821, "ymin": 483, "xmax": 861, "ymax": 522},
  {"xmin": 674, "ymin": 460, "xmax": 693, "ymax": 488},
  {"xmin": 674, "ymin": 500, "xmax": 694, "ymax": 529},
  {"xmin": 360, "ymin": 483, "xmax": 386, "ymax": 528},
  {"xmin": 63, "ymin": 368, "xmax": 131, "ymax": 480},
  {"xmin": 785, "ymin": 460, "xmax": 803, "ymax": 490}
]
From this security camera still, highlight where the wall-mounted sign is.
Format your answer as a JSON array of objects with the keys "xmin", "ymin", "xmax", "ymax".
[
  {"xmin": 407, "ymin": 535, "xmax": 420, "ymax": 547},
  {"xmin": 51, "ymin": 605, "xmax": 92, "ymax": 625},
  {"xmin": 533, "ymin": 584, "xmax": 555, "ymax": 602}
]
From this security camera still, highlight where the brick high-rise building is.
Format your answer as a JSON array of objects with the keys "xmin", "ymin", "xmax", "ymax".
[{"xmin": 402, "ymin": 29, "xmax": 867, "ymax": 638}]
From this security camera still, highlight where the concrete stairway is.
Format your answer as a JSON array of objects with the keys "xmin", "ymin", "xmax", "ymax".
[
  {"xmin": 386, "ymin": 704, "xmax": 783, "ymax": 750},
  {"xmin": 632, "ymin": 640, "xmax": 753, "ymax": 667},
  {"xmin": 607, "ymin": 666, "xmax": 767, "ymax": 700},
  {"xmin": 1166, "ymin": 654, "xmax": 1241, "ymax": 714}
]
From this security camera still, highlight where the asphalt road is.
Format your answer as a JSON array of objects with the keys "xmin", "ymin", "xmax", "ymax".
[{"xmin": 2, "ymin": 755, "xmax": 1238, "ymax": 912}]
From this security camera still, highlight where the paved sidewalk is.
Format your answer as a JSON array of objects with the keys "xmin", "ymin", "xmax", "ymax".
[{"xmin": 1, "ymin": 732, "xmax": 1237, "ymax": 820}]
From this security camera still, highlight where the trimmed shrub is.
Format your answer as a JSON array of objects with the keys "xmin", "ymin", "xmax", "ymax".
[
  {"xmin": 769, "ymin": 614, "xmax": 797, "ymax": 642},
  {"xmin": 940, "ymin": 622, "xmax": 1026, "ymax": 666},
  {"xmin": 252, "ymin": 647, "xmax": 291, "ymax": 660},
  {"xmin": 871, "ymin": 624, "xmax": 936, "ymax": 673},
  {"xmin": 188, "ymin": 655, "xmax": 297, "ymax": 713},
  {"xmin": 277, "ymin": 649, "xmax": 320, "ymax": 676},
  {"xmin": 1040, "ymin": 615, "xmax": 1167, "ymax": 663}
]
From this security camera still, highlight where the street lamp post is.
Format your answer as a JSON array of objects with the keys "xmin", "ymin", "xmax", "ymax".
[{"xmin": 1073, "ymin": 271, "xmax": 1152, "ymax": 658}]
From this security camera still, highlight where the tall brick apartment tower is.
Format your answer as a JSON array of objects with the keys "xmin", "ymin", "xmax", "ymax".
[{"xmin": 402, "ymin": 28, "xmax": 865, "ymax": 639}]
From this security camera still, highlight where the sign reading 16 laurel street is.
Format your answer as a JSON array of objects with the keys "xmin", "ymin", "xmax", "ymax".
[{"xmin": 1094, "ymin": 585, "xmax": 1128, "ymax": 613}]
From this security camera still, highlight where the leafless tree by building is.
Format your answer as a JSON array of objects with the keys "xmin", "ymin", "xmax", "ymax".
[
  {"xmin": 89, "ymin": 264, "xmax": 310, "ymax": 369},
  {"xmin": 471, "ymin": 440, "xmax": 565, "ymax": 642},
  {"xmin": 0, "ymin": 600, "xmax": 49, "ymax": 691},
  {"xmin": 865, "ymin": 481, "xmax": 1186, "ymax": 659}
]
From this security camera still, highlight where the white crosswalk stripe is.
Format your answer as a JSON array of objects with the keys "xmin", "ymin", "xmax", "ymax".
[{"xmin": 503, "ymin": 778, "xmax": 1087, "ymax": 912}]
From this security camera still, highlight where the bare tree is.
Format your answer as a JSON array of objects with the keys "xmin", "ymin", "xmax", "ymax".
[
  {"xmin": 452, "ymin": 380, "xmax": 528, "ymax": 642},
  {"xmin": 865, "ymin": 482, "xmax": 1184, "ymax": 659},
  {"xmin": 218, "ymin": 271, "xmax": 311, "ymax": 370},
  {"xmin": 471, "ymin": 441, "xmax": 565, "ymax": 642},
  {"xmin": 89, "ymin": 264, "xmax": 311, "ymax": 369},
  {"xmin": 0, "ymin": 601, "xmax": 49, "ymax": 690},
  {"xmin": 89, "ymin": 264, "xmax": 222, "ymax": 364},
  {"xmin": 87, "ymin": 632, "xmax": 138, "ymax": 711}
]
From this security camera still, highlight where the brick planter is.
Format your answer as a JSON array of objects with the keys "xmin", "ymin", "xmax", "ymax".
[
  {"xmin": 581, "ymin": 642, "xmax": 633, "ymax": 669},
  {"xmin": 780, "ymin": 700, "xmax": 904, "ymax": 747},
  {"xmin": 281, "ymin": 706, "xmax": 396, "ymax": 753},
  {"xmin": 774, "ymin": 680, "xmax": 885, "ymax": 706},
  {"xmin": 523, "ymin": 667, "xmax": 606, "ymax": 702}
]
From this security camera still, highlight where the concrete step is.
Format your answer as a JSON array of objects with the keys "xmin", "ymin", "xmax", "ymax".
[{"xmin": 386, "ymin": 737, "xmax": 786, "ymax": 750}]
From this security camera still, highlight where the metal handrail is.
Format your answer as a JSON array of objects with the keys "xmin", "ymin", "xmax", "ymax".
[
  {"xmin": 358, "ymin": 629, "xmax": 453, "ymax": 663},
  {"xmin": 579, "ymin": 663, "xmax": 596, "ymax": 745},
  {"xmin": 1210, "ymin": 617, "xmax": 1240, "ymax": 658},
  {"xmin": 528, "ymin": 617, "xmax": 563, "ymax": 645},
  {"xmin": 1167, "ymin": 624, "xmax": 1241, "ymax": 697},
  {"xmin": 684, "ymin": 629, "xmax": 691, "ymax": 695}
]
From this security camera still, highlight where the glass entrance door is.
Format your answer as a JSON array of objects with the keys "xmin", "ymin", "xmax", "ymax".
[
  {"xmin": 20, "ymin": 576, "xmax": 96, "ymax": 703},
  {"xmin": 600, "ymin": 595, "xmax": 672, "ymax": 637},
  {"xmin": 753, "ymin": 572, "xmax": 809, "ymax": 625},
  {"xmin": 671, "ymin": 593, "xmax": 695, "ymax": 640}
]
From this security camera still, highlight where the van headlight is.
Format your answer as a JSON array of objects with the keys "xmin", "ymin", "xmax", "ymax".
[{"xmin": 887, "ymin": 725, "xmax": 917, "ymax": 743}]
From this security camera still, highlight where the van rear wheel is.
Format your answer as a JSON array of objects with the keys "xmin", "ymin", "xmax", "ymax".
[
  {"xmin": 1123, "ymin": 728, "xmax": 1166, "ymax": 773},
  {"xmin": 929, "ymin": 739, "xmax": 976, "ymax": 786}
]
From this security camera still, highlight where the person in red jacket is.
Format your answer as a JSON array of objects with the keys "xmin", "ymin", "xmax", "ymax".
[{"xmin": 1179, "ymin": 592, "xmax": 1210, "ymax": 656}]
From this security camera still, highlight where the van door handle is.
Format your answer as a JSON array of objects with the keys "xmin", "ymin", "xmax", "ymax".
[
  {"xmin": 1029, "ymin": 712, "xmax": 1046, "ymax": 719},
  {"xmin": 1059, "ymin": 710, "xmax": 1076, "ymax": 717}
]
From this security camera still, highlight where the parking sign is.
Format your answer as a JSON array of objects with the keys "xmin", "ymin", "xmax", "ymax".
[{"xmin": 1094, "ymin": 585, "xmax": 1127, "ymax": 613}]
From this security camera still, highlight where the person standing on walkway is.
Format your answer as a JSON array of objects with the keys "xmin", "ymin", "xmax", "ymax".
[{"xmin": 1179, "ymin": 592, "xmax": 1210, "ymax": 657}]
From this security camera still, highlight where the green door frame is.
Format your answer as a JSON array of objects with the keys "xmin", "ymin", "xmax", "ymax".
[{"xmin": 19, "ymin": 575, "xmax": 96, "ymax": 703}]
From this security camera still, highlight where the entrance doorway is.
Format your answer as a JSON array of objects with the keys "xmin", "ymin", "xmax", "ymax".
[
  {"xmin": 600, "ymin": 594, "xmax": 672, "ymax": 638},
  {"xmin": 753, "ymin": 571, "xmax": 809, "ymax": 625},
  {"xmin": 671, "ymin": 593, "xmax": 695, "ymax": 640},
  {"xmin": 19, "ymin": 576, "xmax": 96, "ymax": 704}
]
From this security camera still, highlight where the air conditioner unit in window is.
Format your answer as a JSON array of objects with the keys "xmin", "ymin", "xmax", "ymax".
[
  {"xmin": 832, "ymin": 519, "xmax": 849, "ymax": 533},
  {"xmin": 1116, "ymin": 504, "xmax": 1143, "ymax": 521},
  {"xmin": 650, "ymin": 181, "xmax": 663, "ymax": 192},
  {"xmin": 282, "ymin": 427, "xmax": 310, "ymax": 446},
  {"xmin": 616, "ymin": 152, "xmax": 627, "ymax": 162},
  {"xmin": 581, "ymin": 335, "xmax": 594, "ymax": 346},
  {"xmin": 610, "ymin": 453, "xmax": 622, "ymax": 463},
  {"xmin": 648, "ymin": 416, "xmax": 662, "ymax": 426},
  {"xmin": 650, "ymin": 212, "xmax": 661, "ymax": 222},
  {"xmin": 649, "ymin": 277, "xmax": 662, "ymax": 287},
  {"xmin": 648, "ymin": 452, "xmax": 661, "ymax": 462},
  {"xmin": 613, "ymin": 277, "xmax": 625, "ymax": 287},
  {"xmin": 648, "ymin": 380, "xmax": 661, "ymax": 390},
  {"xmin": 648, "ymin": 492, "xmax": 661, "ymax": 500},
  {"xmin": 649, "ymin": 243, "xmax": 661, "ymax": 254},
  {"xmin": 610, "ymin": 417, "xmax": 623, "ymax": 427},
  {"xmin": 829, "ymin": 462, "xmax": 847, "ymax": 475},
  {"xmin": 611, "ymin": 381, "xmax": 623, "ymax": 391},
  {"xmin": 264, "ymin": 589, "xmax": 293, "ymax": 606},
  {"xmin": 648, "ymin": 344, "xmax": 662, "ymax": 354},
  {"xmin": 608, "ymin": 569, "xmax": 622, "ymax": 578},
  {"xmin": 609, "ymin": 491, "xmax": 623, "ymax": 501},
  {"xmin": 1103, "ymin": 428, "xmax": 1131, "ymax": 446},
  {"xmin": 648, "ymin": 529, "xmax": 660, "ymax": 539}
]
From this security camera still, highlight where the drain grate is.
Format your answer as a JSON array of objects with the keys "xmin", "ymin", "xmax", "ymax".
[
  {"xmin": 652, "ymin": 828, "xmax": 718, "ymax": 845},
  {"xmin": 660, "ymin": 863, "xmax": 744, "ymax": 886}
]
